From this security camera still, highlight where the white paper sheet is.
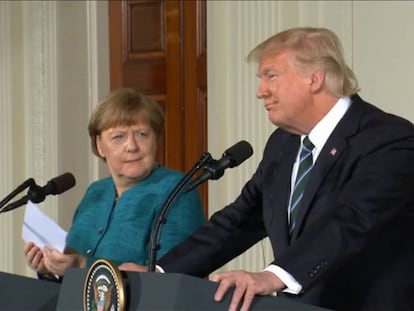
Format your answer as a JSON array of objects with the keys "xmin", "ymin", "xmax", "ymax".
[{"xmin": 22, "ymin": 201, "xmax": 67, "ymax": 252}]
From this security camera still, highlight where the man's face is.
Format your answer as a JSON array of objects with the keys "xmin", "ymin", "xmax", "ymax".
[{"xmin": 256, "ymin": 51, "xmax": 315, "ymax": 134}]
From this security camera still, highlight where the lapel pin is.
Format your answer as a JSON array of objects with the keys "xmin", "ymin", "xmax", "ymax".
[{"xmin": 329, "ymin": 148, "xmax": 337, "ymax": 156}]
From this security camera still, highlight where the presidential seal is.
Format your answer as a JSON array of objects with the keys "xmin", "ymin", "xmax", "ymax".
[{"xmin": 83, "ymin": 259, "xmax": 126, "ymax": 311}]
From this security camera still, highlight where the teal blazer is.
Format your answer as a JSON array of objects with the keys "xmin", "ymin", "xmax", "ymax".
[{"xmin": 65, "ymin": 166, "xmax": 206, "ymax": 267}]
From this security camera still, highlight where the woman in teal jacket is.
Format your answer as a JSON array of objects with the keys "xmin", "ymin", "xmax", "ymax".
[{"xmin": 24, "ymin": 88, "xmax": 205, "ymax": 279}]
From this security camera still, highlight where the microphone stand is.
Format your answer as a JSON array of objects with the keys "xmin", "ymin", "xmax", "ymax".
[
  {"xmin": 147, "ymin": 152, "xmax": 212, "ymax": 272},
  {"xmin": 0, "ymin": 178, "xmax": 36, "ymax": 213}
]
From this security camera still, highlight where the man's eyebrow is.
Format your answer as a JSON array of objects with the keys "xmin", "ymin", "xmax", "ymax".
[{"xmin": 256, "ymin": 67, "xmax": 276, "ymax": 77}]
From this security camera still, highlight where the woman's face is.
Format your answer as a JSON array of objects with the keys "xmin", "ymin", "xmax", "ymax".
[{"xmin": 96, "ymin": 122, "xmax": 157, "ymax": 188}]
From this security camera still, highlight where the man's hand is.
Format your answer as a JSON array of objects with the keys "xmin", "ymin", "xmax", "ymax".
[
  {"xmin": 118, "ymin": 262, "xmax": 149, "ymax": 272},
  {"xmin": 212, "ymin": 270, "xmax": 285, "ymax": 311}
]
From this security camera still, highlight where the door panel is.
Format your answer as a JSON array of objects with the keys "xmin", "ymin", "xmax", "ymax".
[{"xmin": 109, "ymin": 0, "xmax": 208, "ymax": 214}]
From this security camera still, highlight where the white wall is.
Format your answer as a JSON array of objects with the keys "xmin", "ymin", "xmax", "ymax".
[
  {"xmin": 353, "ymin": 1, "xmax": 414, "ymax": 118},
  {"xmin": 206, "ymin": 0, "xmax": 414, "ymax": 273},
  {"xmin": 0, "ymin": 0, "xmax": 413, "ymax": 278},
  {"xmin": 0, "ymin": 0, "xmax": 109, "ymax": 277}
]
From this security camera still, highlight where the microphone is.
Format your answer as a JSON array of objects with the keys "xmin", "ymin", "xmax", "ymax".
[
  {"xmin": 147, "ymin": 142, "xmax": 252, "ymax": 272},
  {"xmin": 28, "ymin": 172, "xmax": 76, "ymax": 203},
  {"xmin": 0, "ymin": 172, "xmax": 76, "ymax": 213},
  {"xmin": 147, "ymin": 141, "xmax": 252, "ymax": 271},
  {"xmin": 185, "ymin": 140, "xmax": 253, "ymax": 192},
  {"xmin": 0, "ymin": 178, "xmax": 35, "ymax": 208},
  {"xmin": 147, "ymin": 152, "xmax": 212, "ymax": 272}
]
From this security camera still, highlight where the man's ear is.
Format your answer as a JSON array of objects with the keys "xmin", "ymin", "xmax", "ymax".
[{"xmin": 309, "ymin": 69, "xmax": 325, "ymax": 93}]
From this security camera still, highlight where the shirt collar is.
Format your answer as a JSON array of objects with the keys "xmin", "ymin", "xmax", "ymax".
[{"xmin": 305, "ymin": 96, "xmax": 351, "ymax": 159}]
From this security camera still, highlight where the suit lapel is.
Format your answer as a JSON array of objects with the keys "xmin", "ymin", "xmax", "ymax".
[
  {"xmin": 290, "ymin": 138, "xmax": 347, "ymax": 240},
  {"xmin": 268, "ymin": 134, "xmax": 300, "ymax": 247},
  {"xmin": 290, "ymin": 95, "xmax": 364, "ymax": 240}
]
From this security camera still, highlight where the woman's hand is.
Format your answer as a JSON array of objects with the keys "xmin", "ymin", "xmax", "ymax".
[
  {"xmin": 42, "ymin": 246, "xmax": 87, "ymax": 276},
  {"xmin": 24, "ymin": 242, "xmax": 50, "ymax": 274}
]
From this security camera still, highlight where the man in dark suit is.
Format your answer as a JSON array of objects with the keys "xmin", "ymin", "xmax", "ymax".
[{"xmin": 120, "ymin": 27, "xmax": 414, "ymax": 311}]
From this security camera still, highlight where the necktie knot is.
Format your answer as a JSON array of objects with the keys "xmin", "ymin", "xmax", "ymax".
[{"xmin": 302, "ymin": 136, "xmax": 314, "ymax": 153}]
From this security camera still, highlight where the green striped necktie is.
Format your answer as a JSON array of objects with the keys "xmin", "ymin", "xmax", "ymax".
[{"xmin": 289, "ymin": 136, "xmax": 315, "ymax": 235}]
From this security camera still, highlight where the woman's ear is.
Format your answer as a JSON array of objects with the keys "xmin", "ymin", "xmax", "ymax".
[{"xmin": 96, "ymin": 136, "xmax": 105, "ymax": 158}]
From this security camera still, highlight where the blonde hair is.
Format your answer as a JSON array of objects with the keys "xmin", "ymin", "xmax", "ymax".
[
  {"xmin": 88, "ymin": 88, "xmax": 164, "ymax": 158},
  {"xmin": 248, "ymin": 27, "xmax": 359, "ymax": 97}
]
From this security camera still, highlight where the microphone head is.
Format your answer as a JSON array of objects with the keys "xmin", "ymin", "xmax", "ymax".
[
  {"xmin": 46, "ymin": 172, "xmax": 76, "ymax": 195},
  {"xmin": 224, "ymin": 140, "xmax": 253, "ymax": 168}
]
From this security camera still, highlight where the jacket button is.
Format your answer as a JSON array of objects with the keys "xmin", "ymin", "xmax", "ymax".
[{"xmin": 86, "ymin": 249, "xmax": 93, "ymax": 256}]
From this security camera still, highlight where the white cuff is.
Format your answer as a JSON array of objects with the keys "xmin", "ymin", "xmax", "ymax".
[{"xmin": 264, "ymin": 264, "xmax": 302, "ymax": 294}]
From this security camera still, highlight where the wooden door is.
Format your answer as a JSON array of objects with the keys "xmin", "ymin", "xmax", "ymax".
[{"xmin": 109, "ymin": 0, "xmax": 208, "ymax": 214}]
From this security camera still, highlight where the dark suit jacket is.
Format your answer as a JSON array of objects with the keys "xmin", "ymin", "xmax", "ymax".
[{"xmin": 158, "ymin": 95, "xmax": 414, "ymax": 311}]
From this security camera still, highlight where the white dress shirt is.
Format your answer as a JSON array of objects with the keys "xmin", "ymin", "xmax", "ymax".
[{"xmin": 265, "ymin": 96, "xmax": 351, "ymax": 294}]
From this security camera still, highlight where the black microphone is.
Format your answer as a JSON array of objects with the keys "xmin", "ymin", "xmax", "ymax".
[
  {"xmin": 0, "ymin": 178, "xmax": 35, "ymax": 208},
  {"xmin": 28, "ymin": 172, "xmax": 76, "ymax": 203},
  {"xmin": 147, "ymin": 152, "xmax": 212, "ymax": 272},
  {"xmin": 147, "ymin": 142, "xmax": 252, "ymax": 272},
  {"xmin": 0, "ymin": 172, "xmax": 76, "ymax": 213},
  {"xmin": 185, "ymin": 140, "xmax": 253, "ymax": 192}
]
